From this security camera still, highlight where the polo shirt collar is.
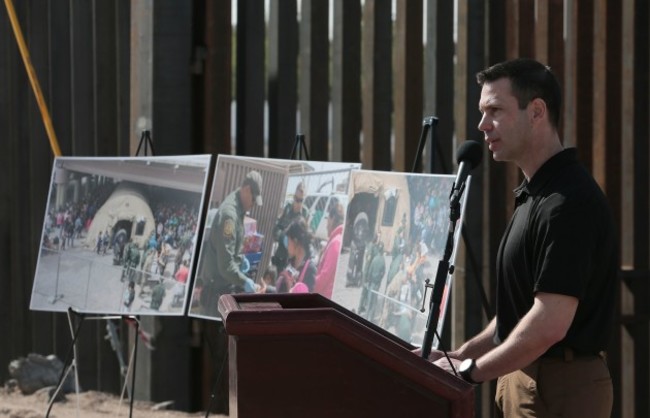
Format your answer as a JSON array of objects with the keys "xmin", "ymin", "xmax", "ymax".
[{"xmin": 513, "ymin": 148, "xmax": 577, "ymax": 199}]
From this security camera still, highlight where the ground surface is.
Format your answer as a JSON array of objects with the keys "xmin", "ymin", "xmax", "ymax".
[{"xmin": 0, "ymin": 387, "xmax": 226, "ymax": 418}]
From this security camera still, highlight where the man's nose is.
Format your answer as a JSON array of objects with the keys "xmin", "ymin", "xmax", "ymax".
[{"xmin": 477, "ymin": 114, "xmax": 491, "ymax": 132}]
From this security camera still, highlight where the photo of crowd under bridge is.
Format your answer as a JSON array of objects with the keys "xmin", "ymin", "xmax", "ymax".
[
  {"xmin": 30, "ymin": 155, "xmax": 212, "ymax": 316},
  {"xmin": 331, "ymin": 170, "xmax": 469, "ymax": 347}
]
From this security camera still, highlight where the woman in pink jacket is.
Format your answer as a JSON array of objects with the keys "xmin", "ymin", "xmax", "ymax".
[{"xmin": 314, "ymin": 202, "xmax": 345, "ymax": 298}]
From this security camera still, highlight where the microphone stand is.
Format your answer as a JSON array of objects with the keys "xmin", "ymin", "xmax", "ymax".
[
  {"xmin": 420, "ymin": 182, "xmax": 465, "ymax": 359},
  {"xmin": 411, "ymin": 116, "xmax": 438, "ymax": 173}
]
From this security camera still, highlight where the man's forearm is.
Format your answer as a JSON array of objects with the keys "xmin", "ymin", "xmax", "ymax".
[{"xmin": 453, "ymin": 317, "xmax": 497, "ymax": 360}]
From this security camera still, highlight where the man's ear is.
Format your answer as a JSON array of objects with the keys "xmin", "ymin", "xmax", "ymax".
[{"xmin": 530, "ymin": 98, "xmax": 546, "ymax": 123}]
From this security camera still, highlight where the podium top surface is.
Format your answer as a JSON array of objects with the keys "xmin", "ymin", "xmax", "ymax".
[{"xmin": 218, "ymin": 292, "xmax": 409, "ymax": 344}]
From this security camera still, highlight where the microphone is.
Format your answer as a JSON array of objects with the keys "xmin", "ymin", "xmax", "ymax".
[{"xmin": 451, "ymin": 140, "xmax": 483, "ymax": 203}]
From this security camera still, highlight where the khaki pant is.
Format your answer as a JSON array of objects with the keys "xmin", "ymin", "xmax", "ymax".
[{"xmin": 495, "ymin": 354, "xmax": 612, "ymax": 417}]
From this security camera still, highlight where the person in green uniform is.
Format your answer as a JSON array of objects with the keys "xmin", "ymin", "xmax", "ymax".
[
  {"xmin": 200, "ymin": 170, "xmax": 263, "ymax": 317},
  {"xmin": 121, "ymin": 238, "xmax": 140, "ymax": 283},
  {"xmin": 150, "ymin": 277, "xmax": 166, "ymax": 310},
  {"xmin": 358, "ymin": 241, "xmax": 386, "ymax": 320},
  {"xmin": 385, "ymin": 229, "xmax": 405, "ymax": 292}
]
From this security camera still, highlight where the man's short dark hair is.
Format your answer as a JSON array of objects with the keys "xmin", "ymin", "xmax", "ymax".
[{"xmin": 476, "ymin": 58, "xmax": 562, "ymax": 129}]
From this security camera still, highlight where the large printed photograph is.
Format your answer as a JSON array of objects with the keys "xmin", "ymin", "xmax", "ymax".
[
  {"xmin": 30, "ymin": 155, "xmax": 212, "ymax": 316},
  {"xmin": 189, "ymin": 156, "xmax": 360, "ymax": 320},
  {"xmin": 331, "ymin": 170, "xmax": 469, "ymax": 346}
]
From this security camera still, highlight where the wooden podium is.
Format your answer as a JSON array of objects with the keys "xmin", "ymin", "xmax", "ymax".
[{"xmin": 218, "ymin": 293, "xmax": 474, "ymax": 418}]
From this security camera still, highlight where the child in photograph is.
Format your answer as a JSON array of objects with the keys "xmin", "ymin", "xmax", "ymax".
[
  {"xmin": 282, "ymin": 219, "xmax": 316, "ymax": 293},
  {"xmin": 259, "ymin": 266, "xmax": 277, "ymax": 294}
]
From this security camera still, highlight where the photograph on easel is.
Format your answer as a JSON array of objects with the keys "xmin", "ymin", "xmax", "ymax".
[
  {"xmin": 30, "ymin": 155, "xmax": 212, "ymax": 316},
  {"xmin": 331, "ymin": 170, "xmax": 470, "ymax": 346},
  {"xmin": 189, "ymin": 155, "xmax": 360, "ymax": 320}
]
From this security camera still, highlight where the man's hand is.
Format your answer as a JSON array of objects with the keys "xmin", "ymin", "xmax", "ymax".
[
  {"xmin": 411, "ymin": 348, "xmax": 448, "ymax": 363},
  {"xmin": 434, "ymin": 356, "xmax": 462, "ymax": 375}
]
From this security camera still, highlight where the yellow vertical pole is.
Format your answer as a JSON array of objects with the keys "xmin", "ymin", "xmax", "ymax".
[{"xmin": 4, "ymin": 0, "xmax": 62, "ymax": 157}]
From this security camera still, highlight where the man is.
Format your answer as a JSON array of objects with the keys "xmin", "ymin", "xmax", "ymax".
[
  {"xmin": 200, "ymin": 171, "xmax": 263, "ymax": 316},
  {"xmin": 271, "ymin": 181, "xmax": 308, "ymax": 272},
  {"xmin": 121, "ymin": 238, "xmax": 140, "ymax": 283},
  {"xmin": 385, "ymin": 229, "xmax": 405, "ymax": 291},
  {"xmin": 429, "ymin": 58, "xmax": 617, "ymax": 417},
  {"xmin": 158, "ymin": 237, "xmax": 172, "ymax": 275},
  {"xmin": 359, "ymin": 241, "xmax": 386, "ymax": 322},
  {"xmin": 95, "ymin": 231, "xmax": 103, "ymax": 254},
  {"xmin": 150, "ymin": 277, "xmax": 166, "ymax": 310},
  {"xmin": 122, "ymin": 281, "xmax": 136, "ymax": 312}
]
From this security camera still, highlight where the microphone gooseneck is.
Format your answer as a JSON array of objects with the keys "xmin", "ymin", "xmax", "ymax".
[{"xmin": 421, "ymin": 140, "xmax": 483, "ymax": 360}]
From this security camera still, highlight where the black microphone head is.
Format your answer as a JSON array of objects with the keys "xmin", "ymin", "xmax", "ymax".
[{"xmin": 456, "ymin": 140, "xmax": 483, "ymax": 169}]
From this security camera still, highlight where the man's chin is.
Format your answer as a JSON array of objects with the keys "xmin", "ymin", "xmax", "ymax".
[{"xmin": 490, "ymin": 150, "xmax": 509, "ymax": 162}]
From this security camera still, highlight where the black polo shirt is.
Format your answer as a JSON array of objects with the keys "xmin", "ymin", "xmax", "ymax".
[{"xmin": 495, "ymin": 148, "xmax": 618, "ymax": 353}]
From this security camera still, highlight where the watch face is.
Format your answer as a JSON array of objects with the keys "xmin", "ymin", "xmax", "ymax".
[
  {"xmin": 459, "ymin": 358, "xmax": 473, "ymax": 373},
  {"xmin": 459, "ymin": 358, "xmax": 477, "ymax": 384}
]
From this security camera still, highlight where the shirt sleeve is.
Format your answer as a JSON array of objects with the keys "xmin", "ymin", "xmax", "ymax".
[{"xmin": 532, "ymin": 195, "xmax": 597, "ymax": 299}]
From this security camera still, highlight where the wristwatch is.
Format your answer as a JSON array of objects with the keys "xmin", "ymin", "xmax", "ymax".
[{"xmin": 459, "ymin": 358, "xmax": 479, "ymax": 384}]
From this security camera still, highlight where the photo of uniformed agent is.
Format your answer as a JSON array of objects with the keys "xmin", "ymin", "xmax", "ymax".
[{"xmin": 200, "ymin": 171, "xmax": 263, "ymax": 316}]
